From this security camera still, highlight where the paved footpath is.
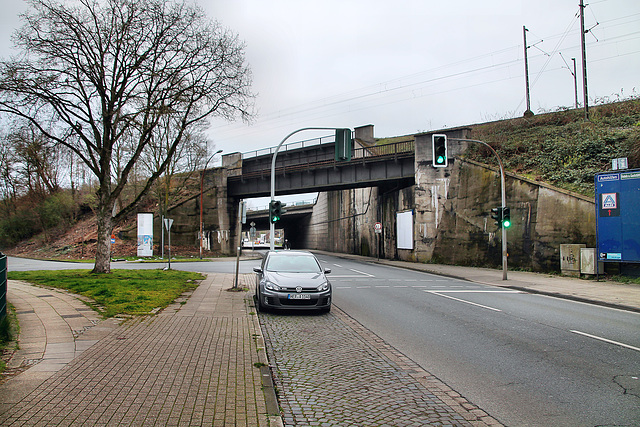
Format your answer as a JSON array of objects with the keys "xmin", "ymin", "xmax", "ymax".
[{"xmin": 1, "ymin": 274, "xmax": 274, "ymax": 426}]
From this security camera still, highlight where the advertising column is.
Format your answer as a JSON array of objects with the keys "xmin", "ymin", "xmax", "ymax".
[{"xmin": 137, "ymin": 212, "xmax": 154, "ymax": 257}]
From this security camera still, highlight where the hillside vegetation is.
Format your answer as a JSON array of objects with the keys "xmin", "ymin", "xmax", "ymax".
[
  {"xmin": 466, "ymin": 99, "xmax": 640, "ymax": 196},
  {"xmin": 2, "ymin": 99, "xmax": 639, "ymax": 256}
]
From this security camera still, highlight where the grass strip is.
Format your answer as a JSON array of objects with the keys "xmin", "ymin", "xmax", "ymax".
[{"xmin": 8, "ymin": 269, "xmax": 204, "ymax": 317}]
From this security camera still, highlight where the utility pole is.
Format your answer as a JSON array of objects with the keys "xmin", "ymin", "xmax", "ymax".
[
  {"xmin": 572, "ymin": 58, "xmax": 578, "ymax": 109},
  {"xmin": 559, "ymin": 53, "xmax": 579, "ymax": 109},
  {"xmin": 523, "ymin": 26, "xmax": 532, "ymax": 116},
  {"xmin": 580, "ymin": 0, "xmax": 589, "ymax": 120}
]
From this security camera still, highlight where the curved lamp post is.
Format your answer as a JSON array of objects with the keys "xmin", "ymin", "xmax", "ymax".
[{"xmin": 270, "ymin": 127, "xmax": 350, "ymax": 250}]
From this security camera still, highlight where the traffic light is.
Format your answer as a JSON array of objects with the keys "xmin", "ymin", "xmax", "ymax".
[
  {"xmin": 502, "ymin": 207, "xmax": 511, "ymax": 228},
  {"xmin": 491, "ymin": 207, "xmax": 512, "ymax": 229},
  {"xmin": 491, "ymin": 207, "xmax": 502, "ymax": 227},
  {"xmin": 269, "ymin": 200, "xmax": 284, "ymax": 223},
  {"xmin": 432, "ymin": 134, "xmax": 448, "ymax": 167},
  {"xmin": 335, "ymin": 128, "xmax": 352, "ymax": 161}
]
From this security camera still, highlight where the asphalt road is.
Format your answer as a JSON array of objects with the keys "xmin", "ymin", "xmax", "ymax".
[
  {"xmin": 316, "ymin": 254, "xmax": 640, "ymax": 427},
  {"xmin": 8, "ymin": 254, "xmax": 640, "ymax": 426}
]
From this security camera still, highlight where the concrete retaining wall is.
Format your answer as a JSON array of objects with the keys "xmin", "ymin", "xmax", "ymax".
[{"xmin": 306, "ymin": 146, "xmax": 595, "ymax": 272}]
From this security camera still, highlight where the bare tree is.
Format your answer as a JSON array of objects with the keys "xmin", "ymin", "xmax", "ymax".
[
  {"xmin": 148, "ymin": 119, "xmax": 209, "ymax": 217},
  {"xmin": 0, "ymin": 0, "xmax": 254, "ymax": 272},
  {"xmin": 0, "ymin": 131, "xmax": 19, "ymax": 213},
  {"xmin": 9, "ymin": 122, "xmax": 61, "ymax": 197}
]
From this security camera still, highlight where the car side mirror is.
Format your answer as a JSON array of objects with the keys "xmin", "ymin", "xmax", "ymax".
[
  {"xmin": 253, "ymin": 267, "xmax": 262, "ymax": 273},
  {"xmin": 324, "ymin": 268, "xmax": 331, "ymax": 274}
]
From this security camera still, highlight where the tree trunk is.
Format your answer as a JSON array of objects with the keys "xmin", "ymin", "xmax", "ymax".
[{"xmin": 93, "ymin": 208, "xmax": 113, "ymax": 274}]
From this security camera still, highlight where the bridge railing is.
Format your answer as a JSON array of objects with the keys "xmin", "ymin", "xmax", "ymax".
[
  {"xmin": 237, "ymin": 140, "xmax": 415, "ymax": 179},
  {"xmin": 352, "ymin": 140, "xmax": 414, "ymax": 159},
  {"xmin": 242, "ymin": 134, "xmax": 335, "ymax": 160}
]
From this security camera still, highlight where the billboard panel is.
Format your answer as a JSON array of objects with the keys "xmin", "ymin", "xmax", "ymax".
[
  {"xmin": 396, "ymin": 210, "xmax": 414, "ymax": 250},
  {"xmin": 137, "ymin": 213, "xmax": 154, "ymax": 257},
  {"xmin": 595, "ymin": 169, "xmax": 640, "ymax": 263}
]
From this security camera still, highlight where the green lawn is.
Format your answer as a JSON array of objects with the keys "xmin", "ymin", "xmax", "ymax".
[{"xmin": 8, "ymin": 269, "xmax": 204, "ymax": 317}]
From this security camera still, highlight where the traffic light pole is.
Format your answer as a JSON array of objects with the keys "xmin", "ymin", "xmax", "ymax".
[
  {"xmin": 450, "ymin": 138, "xmax": 508, "ymax": 280},
  {"xmin": 270, "ymin": 127, "xmax": 349, "ymax": 250}
]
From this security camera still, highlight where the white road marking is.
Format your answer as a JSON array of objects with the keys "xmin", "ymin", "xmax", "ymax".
[
  {"xmin": 570, "ymin": 330, "xmax": 640, "ymax": 352},
  {"xmin": 431, "ymin": 290, "xmax": 521, "ymax": 293},
  {"xmin": 426, "ymin": 291, "xmax": 503, "ymax": 312},
  {"xmin": 349, "ymin": 268, "xmax": 375, "ymax": 277}
]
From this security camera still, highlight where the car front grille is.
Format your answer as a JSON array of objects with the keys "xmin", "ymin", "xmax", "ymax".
[{"xmin": 279, "ymin": 298, "xmax": 317, "ymax": 306}]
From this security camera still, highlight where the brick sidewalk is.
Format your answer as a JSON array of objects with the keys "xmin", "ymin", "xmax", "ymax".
[{"xmin": 1, "ymin": 274, "xmax": 273, "ymax": 426}]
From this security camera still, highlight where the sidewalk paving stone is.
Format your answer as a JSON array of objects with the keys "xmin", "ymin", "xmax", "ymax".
[{"xmin": 1, "ymin": 274, "xmax": 273, "ymax": 426}]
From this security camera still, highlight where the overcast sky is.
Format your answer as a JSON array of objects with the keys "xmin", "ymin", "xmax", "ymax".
[{"xmin": 2, "ymin": 0, "xmax": 639, "ymax": 175}]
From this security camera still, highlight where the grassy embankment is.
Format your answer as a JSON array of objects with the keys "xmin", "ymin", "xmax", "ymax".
[{"xmin": 7, "ymin": 269, "xmax": 204, "ymax": 318}]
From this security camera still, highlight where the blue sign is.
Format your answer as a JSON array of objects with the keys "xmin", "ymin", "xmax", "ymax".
[{"xmin": 595, "ymin": 169, "xmax": 640, "ymax": 263}]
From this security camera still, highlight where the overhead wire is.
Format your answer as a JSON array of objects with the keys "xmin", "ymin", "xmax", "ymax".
[{"xmin": 210, "ymin": 10, "xmax": 640, "ymax": 144}]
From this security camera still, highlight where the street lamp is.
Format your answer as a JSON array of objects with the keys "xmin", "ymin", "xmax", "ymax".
[
  {"xmin": 270, "ymin": 127, "xmax": 351, "ymax": 250},
  {"xmin": 449, "ymin": 138, "xmax": 509, "ymax": 280},
  {"xmin": 200, "ymin": 149, "xmax": 223, "ymax": 259}
]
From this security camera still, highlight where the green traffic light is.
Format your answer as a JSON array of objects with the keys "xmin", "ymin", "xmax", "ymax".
[
  {"xmin": 436, "ymin": 155, "xmax": 445, "ymax": 164},
  {"xmin": 503, "ymin": 219, "xmax": 511, "ymax": 228}
]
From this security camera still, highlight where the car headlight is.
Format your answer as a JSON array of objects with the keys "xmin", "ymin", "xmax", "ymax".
[
  {"xmin": 264, "ymin": 281, "xmax": 280, "ymax": 291},
  {"xmin": 317, "ymin": 282, "xmax": 329, "ymax": 292}
]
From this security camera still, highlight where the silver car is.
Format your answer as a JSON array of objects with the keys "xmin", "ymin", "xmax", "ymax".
[{"xmin": 254, "ymin": 250, "xmax": 332, "ymax": 313}]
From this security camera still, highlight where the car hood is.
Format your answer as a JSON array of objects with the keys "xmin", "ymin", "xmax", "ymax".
[{"xmin": 264, "ymin": 271, "xmax": 328, "ymax": 290}]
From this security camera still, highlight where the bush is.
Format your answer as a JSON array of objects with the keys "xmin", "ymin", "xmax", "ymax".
[{"xmin": 0, "ymin": 208, "xmax": 38, "ymax": 247}]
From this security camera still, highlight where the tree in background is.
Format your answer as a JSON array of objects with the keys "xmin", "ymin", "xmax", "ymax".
[{"xmin": 0, "ymin": 0, "xmax": 254, "ymax": 273}]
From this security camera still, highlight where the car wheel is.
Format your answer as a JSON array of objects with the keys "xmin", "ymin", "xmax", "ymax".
[{"xmin": 255, "ymin": 293, "xmax": 267, "ymax": 313}]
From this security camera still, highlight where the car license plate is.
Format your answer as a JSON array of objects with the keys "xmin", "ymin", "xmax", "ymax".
[{"xmin": 287, "ymin": 294, "xmax": 311, "ymax": 300}]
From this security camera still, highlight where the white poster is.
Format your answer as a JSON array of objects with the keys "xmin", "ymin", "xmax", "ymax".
[
  {"xmin": 137, "ymin": 213, "xmax": 154, "ymax": 257},
  {"xmin": 396, "ymin": 210, "xmax": 414, "ymax": 250}
]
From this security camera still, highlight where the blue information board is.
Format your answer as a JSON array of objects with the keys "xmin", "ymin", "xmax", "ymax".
[{"xmin": 595, "ymin": 169, "xmax": 640, "ymax": 263}]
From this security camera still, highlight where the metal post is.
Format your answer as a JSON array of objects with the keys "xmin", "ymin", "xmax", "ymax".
[
  {"xmin": 523, "ymin": 26, "xmax": 531, "ymax": 114},
  {"xmin": 572, "ymin": 58, "xmax": 578, "ymax": 109},
  {"xmin": 167, "ymin": 225, "xmax": 171, "ymax": 270},
  {"xmin": 450, "ymin": 138, "xmax": 508, "ymax": 280},
  {"xmin": 580, "ymin": 0, "xmax": 589, "ymax": 120},
  {"xmin": 234, "ymin": 201, "xmax": 244, "ymax": 289},
  {"xmin": 270, "ymin": 127, "xmax": 350, "ymax": 250},
  {"xmin": 161, "ymin": 214, "xmax": 164, "ymax": 260}
]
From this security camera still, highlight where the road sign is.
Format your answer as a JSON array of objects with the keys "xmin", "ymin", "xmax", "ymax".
[
  {"xmin": 164, "ymin": 218, "xmax": 173, "ymax": 231},
  {"xmin": 374, "ymin": 222, "xmax": 382, "ymax": 234},
  {"xmin": 595, "ymin": 169, "xmax": 640, "ymax": 262}
]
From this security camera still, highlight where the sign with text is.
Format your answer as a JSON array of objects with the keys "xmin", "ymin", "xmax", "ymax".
[
  {"xmin": 137, "ymin": 213, "xmax": 154, "ymax": 257},
  {"xmin": 595, "ymin": 170, "xmax": 640, "ymax": 262}
]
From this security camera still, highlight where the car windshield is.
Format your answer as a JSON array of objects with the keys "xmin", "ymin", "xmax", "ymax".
[{"xmin": 266, "ymin": 254, "xmax": 321, "ymax": 273}]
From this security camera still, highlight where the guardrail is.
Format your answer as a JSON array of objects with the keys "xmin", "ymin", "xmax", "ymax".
[
  {"xmin": 0, "ymin": 254, "xmax": 7, "ymax": 320},
  {"xmin": 242, "ymin": 134, "xmax": 335, "ymax": 159}
]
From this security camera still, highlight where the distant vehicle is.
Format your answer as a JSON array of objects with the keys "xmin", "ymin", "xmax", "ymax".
[{"xmin": 253, "ymin": 250, "xmax": 332, "ymax": 313}]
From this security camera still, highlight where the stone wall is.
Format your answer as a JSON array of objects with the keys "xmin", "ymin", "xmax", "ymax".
[{"xmin": 306, "ymin": 132, "xmax": 596, "ymax": 272}]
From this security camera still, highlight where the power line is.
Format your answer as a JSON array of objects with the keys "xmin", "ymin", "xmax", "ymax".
[{"xmin": 210, "ymin": 12, "xmax": 640, "ymax": 143}]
